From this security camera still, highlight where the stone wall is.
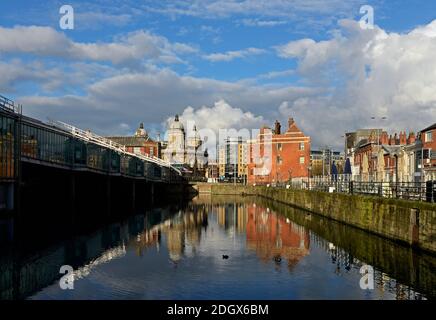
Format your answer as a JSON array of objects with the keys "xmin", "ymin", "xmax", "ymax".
[{"xmin": 196, "ymin": 183, "xmax": 436, "ymax": 254}]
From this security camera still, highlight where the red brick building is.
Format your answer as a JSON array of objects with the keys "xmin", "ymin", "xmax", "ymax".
[
  {"xmin": 247, "ymin": 117, "xmax": 311, "ymax": 185},
  {"xmin": 419, "ymin": 123, "xmax": 436, "ymax": 180},
  {"xmin": 353, "ymin": 130, "xmax": 416, "ymax": 181},
  {"xmin": 107, "ymin": 123, "xmax": 161, "ymax": 158}
]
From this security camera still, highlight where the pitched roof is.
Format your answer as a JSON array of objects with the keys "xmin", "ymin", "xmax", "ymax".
[
  {"xmin": 106, "ymin": 136, "xmax": 156, "ymax": 146},
  {"xmin": 421, "ymin": 123, "xmax": 436, "ymax": 132}
]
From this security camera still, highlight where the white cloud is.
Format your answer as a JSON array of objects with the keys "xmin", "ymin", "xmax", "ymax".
[
  {"xmin": 17, "ymin": 68, "xmax": 316, "ymax": 137},
  {"xmin": 240, "ymin": 19, "xmax": 287, "ymax": 27},
  {"xmin": 0, "ymin": 26, "xmax": 197, "ymax": 65},
  {"xmin": 275, "ymin": 19, "xmax": 436, "ymax": 148},
  {"xmin": 177, "ymin": 99, "xmax": 265, "ymax": 132},
  {"xmin": 6, "ymin": 17, "xmax": 436, "ymax": 152},
  {"xmin": 203, "ymin": 47, "xmax": 266, "ymax": 62},
  {"xmin": 75, "ymin": 12, "xmax": 132, "ymax": 30},
  {"xmin": 146, "ymin": 0, "xmax": 365, "ymax": 19}
]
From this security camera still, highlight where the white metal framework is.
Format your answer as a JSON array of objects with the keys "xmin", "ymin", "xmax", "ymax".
[{"xmin": 0, "ymin": 94, "xmax": 22, "ymax": 114}]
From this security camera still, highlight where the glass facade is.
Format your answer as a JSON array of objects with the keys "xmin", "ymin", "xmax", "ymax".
[
  {"xmin": 1, "ymin": 113, "xmax": 180, "ymax": 182},
  {"xmin": 0, "ymin": 114, "xmax": 16, "ymax": 179},
  {"xmin": 21, "ymin": 123, "xmax": 73, "ymax": 165}
]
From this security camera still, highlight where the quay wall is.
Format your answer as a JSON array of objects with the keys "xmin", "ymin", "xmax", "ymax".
[{"xmin": 192, "ymin": 183, "xmax": 436, "ymax": 254}]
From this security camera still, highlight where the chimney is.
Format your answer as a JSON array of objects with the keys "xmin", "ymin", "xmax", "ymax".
[
  {"xmin": 393, "ymin": 133, "xmax": 398, "ymax": 145},
  {"xmin": 400, "ymin": 131, "xmax": 407, "ymax": 145},
  {"xmin": 380, "ymin": 131, "xmax": 389, "ymax": 145},
  {"xmin": 288, "ymin": 117, "xmax": 295, "ymax": 130},
  {"xmin": 274, "ymin": 120, "xmax": 281, "ymax": 135},
  {"xmin": 408, "ymin": 132, "xmax": 416, "ymax": 144}
]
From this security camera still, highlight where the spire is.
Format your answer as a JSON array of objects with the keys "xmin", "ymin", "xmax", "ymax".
[{"xmin": 175, "ymin": 114, "xmax": 179, "ymax": 122}]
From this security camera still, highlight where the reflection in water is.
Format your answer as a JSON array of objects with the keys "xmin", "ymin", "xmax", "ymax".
[
  {"xmin": 0, "ymin": 196, "xmax": 434, "ymax": 300},
  {"xmin": 245, "ymin": 204, "xmax": 309, "ymax": 269}
]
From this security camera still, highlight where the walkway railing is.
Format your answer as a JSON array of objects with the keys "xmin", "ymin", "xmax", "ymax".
[
  {"xmin": 0, "ymin": 94, "xmax": 22, "ymax": 114},
  {"xmin": 283, "ymin": 177, "xmax": 436, "ymax": 203}
]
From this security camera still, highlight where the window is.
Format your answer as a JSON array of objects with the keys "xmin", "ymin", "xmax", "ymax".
[
  {"xmin": 133, "ymin": 147, "xmax": 141, "ymax": 154},
  {"xmin": 277, "ymin": 143, "xmax": 282, "ymax": 151},
  {"xmin": 425, "ymin": 131, "xmax": 433, "ymax": 142},
  {"xmin": 277, "ymin": 156, "xmax": 282, "ymax": 165},
  {"xmin": 299, "ymin": 156, "xmax": 305, "ymax": 164},
  {"xmin": 299, "ymin": 142, "xmax": 305, "ymax": 150},
  {"xmin": 149, "ymin": 147, "xmax": 154, "ymax": 156}
]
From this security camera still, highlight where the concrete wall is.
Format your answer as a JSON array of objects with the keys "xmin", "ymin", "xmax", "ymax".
[{"xmin": 197, "ymin": 183, "xmax": 436, "ymax": 254}]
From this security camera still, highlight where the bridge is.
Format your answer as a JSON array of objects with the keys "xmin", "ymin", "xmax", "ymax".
[{"xmin": 0, "ymin": 94, "xmax": 185, "ymax": 216}]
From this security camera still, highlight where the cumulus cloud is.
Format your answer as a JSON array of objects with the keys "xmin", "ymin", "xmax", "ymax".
[
  {"xmin": 6, "ymin": 17, "xmax": 436, "ymax": 152},
  {"xmin": 203, "ymin": 47, "xmax": 266, "ymax": 62},
  {"xmin": 176, "ymin": 99, "xmax": 265, "ymax": 132},
  {"xmin": 164, "ymin": 100, "xmax": 265, "ymax": 159},
  {"xmin": 0, "ymin": 26, "xmax": 197, "ymax": 65},
  {"xmin": 275, "ymin": 19, "xmax": 436, "ymax": 148},
  {"xmin": 18, "ymin": 68, "xmax": 315, "ymax": 138}
]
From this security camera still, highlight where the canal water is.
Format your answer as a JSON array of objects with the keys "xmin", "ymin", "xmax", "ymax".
[{"xmin": 0, "ymin": 195, "xmax": 434, "ymax": 300}]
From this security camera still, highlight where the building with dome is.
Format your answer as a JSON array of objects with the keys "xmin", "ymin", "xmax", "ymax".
[
  {"xmin": 107, "ymin": 123, "xmax": 161, "ymax": 158},
  {"xmin": 162, "ymin": 115, "xmax": 208, "ymax": 175}
]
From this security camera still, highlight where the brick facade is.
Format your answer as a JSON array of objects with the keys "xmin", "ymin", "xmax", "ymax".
[{"xmin": 248, "ymin": 117, "xmax": 311, "ymax": 185}]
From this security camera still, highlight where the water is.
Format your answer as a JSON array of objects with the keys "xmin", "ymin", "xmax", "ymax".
[{"xmin": 1, "ymin": 195, "xmax": 434, "ymax": 300}]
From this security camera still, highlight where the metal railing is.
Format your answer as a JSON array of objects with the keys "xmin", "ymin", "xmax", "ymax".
[
  {"xmin": 283, "ymin": 177, "xmax": 436, "ymax": 203},
  {"xmin": 0, "ymin": 94, "xmax": 22, "ymax": 114},
  {"xmin": 48, "ymin": 119, "xmax": 182, "ymax": 176}
]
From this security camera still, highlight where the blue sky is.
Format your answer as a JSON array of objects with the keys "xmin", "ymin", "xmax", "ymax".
[{"xmin": 1, "ymin": 0, "xmax": 436, "ymax": 150}]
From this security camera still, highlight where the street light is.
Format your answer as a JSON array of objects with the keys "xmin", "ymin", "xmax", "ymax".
[{"xmin": 370, "ymin": 116, "xmax": 387, "ymax": 147}]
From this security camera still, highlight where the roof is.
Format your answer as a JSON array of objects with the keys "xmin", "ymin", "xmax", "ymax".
[
  {"xmin": 106, "ymin": 136, "xmax": 156, "ymax": 146},
  {"xmin": 421, "ymin": 123, "xmax": 436, "ymax": 133}
]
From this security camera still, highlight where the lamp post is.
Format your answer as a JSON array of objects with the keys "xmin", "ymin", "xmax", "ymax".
[{"xmin": 307, "ymin": 165, "xmax": 312, "ymax": 190}]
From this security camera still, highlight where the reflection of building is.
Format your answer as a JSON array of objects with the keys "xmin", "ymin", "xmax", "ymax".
[
  {"xmin": 217, "ymin": 203, "xmax": 248, "ymax": 233},
  {"xmin": 246, "ymin": 204, "xmax": 310, "ymax": 269},
  {"xmin": 134, "ymin": 207, "xmax": 208, "ymax": 262},
  {"xmin": 248, "ymin": 118, "xmax": 311, "ymax": 185},
  {"xmin": 107, "ymin": 123, "xmax": 161, "ymax": 157}
]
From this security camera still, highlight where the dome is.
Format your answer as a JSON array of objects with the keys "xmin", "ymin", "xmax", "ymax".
[
  {"xmin": 135, "ymin": 122, "xmax": 148, "ymax": 137},
  {"xmin": 169, "ymin": 114, "xmax": 184, "ymax": 131}
]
